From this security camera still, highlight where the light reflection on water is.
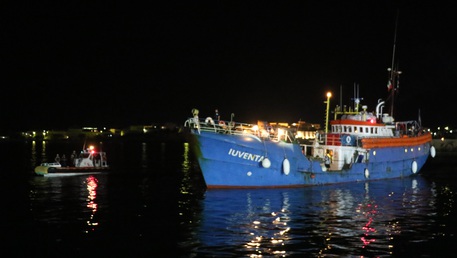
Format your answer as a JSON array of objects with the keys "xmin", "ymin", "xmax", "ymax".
[
  {"xmin": 85, "ymin": 175, "xmax": 99, "ymax": 233},
  {"xmin": 189, "ymin": 176, "xmax": 454, "ymax": 257},
  {"xmin": 0, "ymin": 139, "xmax": 456, "ymax": 256},
  {"xmin": 27, "ymin": 175, "xmax": 103, "ymax": 234}
]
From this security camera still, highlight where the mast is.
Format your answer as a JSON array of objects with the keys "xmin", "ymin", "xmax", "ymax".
[
  {"xmin": 352, "ymin": 83, "xmax": 362, "ymax": 112},
  {"xmin": 387, "ymin": 10, "xmax": 401, "ymax": 118}
]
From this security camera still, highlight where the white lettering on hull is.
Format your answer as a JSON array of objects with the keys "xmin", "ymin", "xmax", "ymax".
[{"xmin": 228, "ymin": 148, "xmax": 264, "ymax": 162}]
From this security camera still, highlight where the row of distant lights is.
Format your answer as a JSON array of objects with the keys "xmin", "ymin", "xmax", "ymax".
[
  {"xmin": 434, "ymin": 126, "xmax": 453, "ymax": 140},
  {"xmin": 22, "ymin": 126, "xmax": 165, "ymax": 135},
  {"xmin": 435, "ymin": 126, "xmax": 453, "ymax": 132},
  {"xmin": 20, "ymin": 128, "xmax": 113, "ymax": 139}
]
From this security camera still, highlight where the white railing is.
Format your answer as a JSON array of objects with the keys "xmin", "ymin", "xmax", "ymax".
[{"xmin": 184, "ymin": 117, "xmax": 296, "ymax": 143}]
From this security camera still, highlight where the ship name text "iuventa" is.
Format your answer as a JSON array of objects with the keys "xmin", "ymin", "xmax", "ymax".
[{"xmin": 228, "ymin": 148, "xmax": 265, "ymax": 162}]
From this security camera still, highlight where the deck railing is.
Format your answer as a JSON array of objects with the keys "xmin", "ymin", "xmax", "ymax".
[{"xmin": 184, "ymin": 117, "xmax": 296, "ymax": 143}]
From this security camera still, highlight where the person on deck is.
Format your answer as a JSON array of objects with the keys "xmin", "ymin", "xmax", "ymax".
[{"xmin": 325, "ymin": 151, "xmax": 332, "ymax": 169}]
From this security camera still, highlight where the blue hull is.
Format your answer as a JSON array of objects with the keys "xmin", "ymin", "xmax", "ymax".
[{"xmin": 191, "ymin": 131, "xmax": 432, "ymax": 188}]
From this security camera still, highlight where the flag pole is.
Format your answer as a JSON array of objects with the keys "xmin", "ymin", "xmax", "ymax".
[{"xmin": 389, "ymin": 10, "xmax": 400, "ymax": 118}]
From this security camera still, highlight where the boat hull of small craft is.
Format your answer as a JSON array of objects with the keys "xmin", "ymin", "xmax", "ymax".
[
  {"xmin": 35, "ymin": 166, "xmax": 110, "ymax": 177},
  {"xmin": 190, "ymin": 131, "xmax": 432, "ymax": 188}
]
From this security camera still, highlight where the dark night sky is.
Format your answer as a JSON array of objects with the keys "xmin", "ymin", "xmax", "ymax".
[{"xmin": 2, "ymin": 2, "xmax": 456, "ymax": 132}]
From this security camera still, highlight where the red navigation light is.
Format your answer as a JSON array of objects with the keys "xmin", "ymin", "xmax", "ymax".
[{"xmin": 370, "ymin": 118, "xmax": 375, "ymax": 123}]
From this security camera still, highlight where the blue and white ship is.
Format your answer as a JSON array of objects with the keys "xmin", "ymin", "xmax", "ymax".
[{"xmin": 185, "ymin": 69, "xmax": 435, "ymax": 188}]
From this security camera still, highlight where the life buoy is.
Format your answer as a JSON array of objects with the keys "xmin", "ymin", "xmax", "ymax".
[
  {"xmin": 205, "ymin": 117, "xmax": 215, "ymax": 125},
  {"xmin": 218, "ymin": 121, "xmax": 226, "ymax": 126},
  {"xmin": 340, "ymin": 134, "xmax": 354, "ymax": 146},
  {"xmin": 345, "ymin": 135, "xmax": 352, "ymax": 144}
]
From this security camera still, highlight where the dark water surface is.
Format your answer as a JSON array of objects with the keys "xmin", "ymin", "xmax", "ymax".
[{"xmin": 0, "ymin": 138, "xmax": 455, "ymax": 257}]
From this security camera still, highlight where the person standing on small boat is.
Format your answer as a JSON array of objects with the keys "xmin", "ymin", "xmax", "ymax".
[
  {"xmin": 70, "ymin": 151, "xmax": 76, "ymax": 166},
  {"xmin": 61, "ymin": 154, "xmax": 67, "ymax": 167},
  {"xmin": 101, "ymin": 152, "xmax": 108, "ymax": 167},
  {"xmin": 55, "ymin": 154, "xmax": 60, "ymax": 164}
]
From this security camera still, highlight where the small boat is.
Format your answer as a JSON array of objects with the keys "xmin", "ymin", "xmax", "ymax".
[
  {"xmin": 184, "ymin": 67, "xmax": 436, "ymax": 188},
  {"xmin": 35, "ymin": 145, "xmax": 110, "ymax": 177}
]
